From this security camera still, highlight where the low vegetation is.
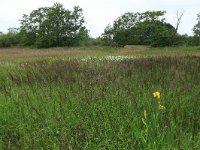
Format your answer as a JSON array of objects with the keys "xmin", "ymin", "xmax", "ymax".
[{"xmin": 0, "ymin": 47, "xmax": 199, "ymax": 149}]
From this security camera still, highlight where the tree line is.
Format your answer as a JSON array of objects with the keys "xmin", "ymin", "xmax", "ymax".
[{"xmin": 0, "ymin": 2, "xmax": 200, "ymax": 48}]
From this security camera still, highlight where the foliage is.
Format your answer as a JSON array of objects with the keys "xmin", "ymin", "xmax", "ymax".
[
  {"xmin": 19, "ymin": 3, "xmax": 89, "ymax": 48},
  {"xmin": 174, "ymin": 34, "xmax": 200, "ymax": 47},
  {"xmin": 193, "ymin": 13, "xmax": 200, "ymax": 37},
  {"xmin": 191, "ymin": 13, "xmax": 200, "ymax": 46},
  {"xmin": 101, "ymin": 24, "xmax": 116, "ymax": 46},
  {"xmin": 102, "ymin": 11, "xmax": 179, "ymax": 47},
  {"xmin": 1, "ymin": 7, "xmax": 200, "ymax": 48},
  {"xmin": 0, "ymin": 32, "xmax": 20, "ymax": 48}
]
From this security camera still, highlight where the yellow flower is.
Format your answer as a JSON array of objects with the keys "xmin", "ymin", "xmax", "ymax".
[
  {"xmin": 159, "ymin": 104, "xmax": 166, "ymax": 110},
  {"xmin": 144, "ymin": 110, "xmax": 147, "ymax": 119},
  {"xmin": 153, "ymin": 91, "xmax": 160, "ymax": 99}
]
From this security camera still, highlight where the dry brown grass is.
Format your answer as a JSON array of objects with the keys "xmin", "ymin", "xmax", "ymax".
[
  {"xmin": 193, "ymin": 52, "xmax": 200, "ymax": 57},
  {"xmin": 0, "ymin": 48, "xmax": 97, "ymax": 59},
  {"xmin": 0, "ymin": 47, "xmax": 199, "ymax": 62},
  {"xmin": 123, "ymin": 45, "xmax": 149, "ymax": 51}
]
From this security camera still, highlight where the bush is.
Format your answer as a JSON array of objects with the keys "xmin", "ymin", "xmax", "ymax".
[{"xmin": 0, "ymin": 33, "xmax": 19, "ymax": 48}]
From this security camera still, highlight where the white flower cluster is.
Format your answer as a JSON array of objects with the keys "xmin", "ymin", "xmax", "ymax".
[{"xmin": 80, "ymin": 55, "xmax": 145, "ymax": 62}]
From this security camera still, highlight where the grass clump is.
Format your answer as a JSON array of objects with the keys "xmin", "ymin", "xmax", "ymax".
[{"xmin": 0, "ymin": 55, "xmax": 199, "ymax": 149}]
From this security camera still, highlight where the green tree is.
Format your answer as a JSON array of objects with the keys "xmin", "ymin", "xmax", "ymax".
[
  {"xmin": 101, "ymin": 24, "xmax": 115, "ymax": 46},
  {"xmin": 191, "ymin": 13, "xmax": 200, "ymax": 46},
  {"xmin": 102, "ymin": 11, "xmax": 177, "ymax": 47},
  {"xmin": 193, "ymin": 13, "xmax": 200, "ymax": 37},
  {"xmin": 134, "ymin": 20, "xmax": 175, "ymax": 47},
  {"xmin": 0, "ymin": 30, "xmax": 20, "ymax": 48},
  {"xmin": 19, "ymin": 14, "xmax": 37, "ymax": 46},
  {"xmin": 19, "ymin": 3, "xmax": 88, "ymax": 48}
]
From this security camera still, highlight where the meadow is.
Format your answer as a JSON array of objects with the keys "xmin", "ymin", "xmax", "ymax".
[{"xmin": 0, "ymin": 46, "xmax": 199, "ymax": 149}]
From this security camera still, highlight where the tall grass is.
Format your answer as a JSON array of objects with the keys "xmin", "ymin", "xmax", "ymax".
[{"xmin": 0, "ymin": 56, "xmax": 199, "ymax": 149}]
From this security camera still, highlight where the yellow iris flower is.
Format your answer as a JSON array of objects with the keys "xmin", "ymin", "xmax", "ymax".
[{"xmin": 153, "ymin": 91, "xmax": 160, "ymax": 99}]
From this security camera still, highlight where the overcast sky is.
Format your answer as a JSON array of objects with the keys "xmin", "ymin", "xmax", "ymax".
[{"xmin": 0, "ymin": 0, "xmax": 199, "ymax": 37}]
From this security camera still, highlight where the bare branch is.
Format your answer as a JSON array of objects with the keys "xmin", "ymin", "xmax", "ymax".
[{"xmin": 175, "ymin": 10, "xmax": 184, "ymax": 34}]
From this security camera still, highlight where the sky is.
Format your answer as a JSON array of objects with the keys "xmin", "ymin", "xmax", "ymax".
[{"xmin": 0, "ymin": 0, "xmax": 199, "ymax": 38}]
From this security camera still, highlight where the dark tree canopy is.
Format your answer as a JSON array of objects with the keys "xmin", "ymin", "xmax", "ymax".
[
  {"xmin": 19, "ymin": 3, "xmax": 89, "ymax": 48},
  {"xmin": 1, "ymin": 6, "xmax": 200, "ymax": 48},
  {"xmin": 102, "ymin": 11, "xmax": 178, "ymax": 47}
]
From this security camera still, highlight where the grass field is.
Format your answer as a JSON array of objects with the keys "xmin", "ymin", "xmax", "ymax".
[{"xmin": 0, "ymin": 46, "xmax": 200, "ymax": 149}]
